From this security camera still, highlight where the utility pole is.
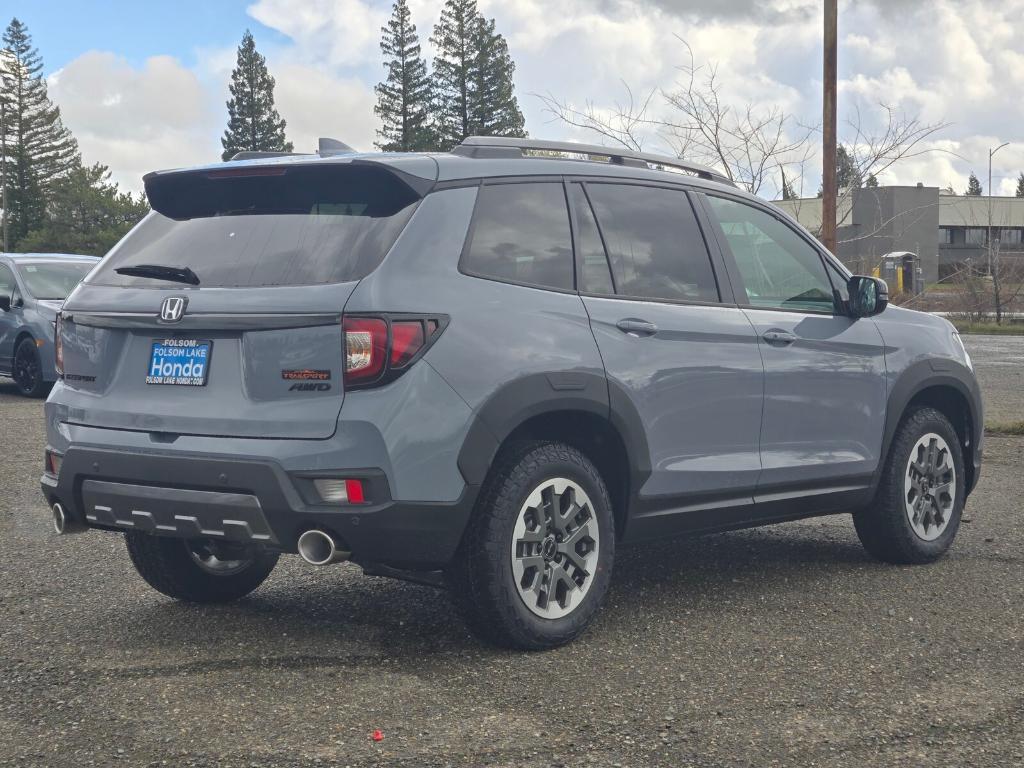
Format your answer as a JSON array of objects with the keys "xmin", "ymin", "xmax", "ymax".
[
  {"xmin": 821, "ymin": 0, "xmax": 838, "ymax": 254},
  {"xmin": 987, "ymin": 142, "xmax": 1009, "ymax": 277}
]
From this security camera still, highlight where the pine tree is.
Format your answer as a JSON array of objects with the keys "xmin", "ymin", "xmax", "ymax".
[
  {"xmin": 431, "ymin": 0, "xmax": 478, "ymax": 149},
  {"xmin": 0, "ymin": 18, "xmax": 80, "ymax": 250},
  {"xmin": 20, "ymin": 163, "xmax": 149, "ymax": 256},
  {"xmin": 221, "ymin": 30, "xmax": 292, "ymax": 161},
  {"xmin": 966, "ymin": 172, "xmax": 983, "ymax": 196},
  {"xmin": 471, "ymin": 16, "xmax": 525, "ymax": 139},
  {"xmin": 836, "ymin": 145, "xmax": 862, "ymax": 190},
  {"xmin": 374, "ymin": 0, "xmax": 433, "ymax": 152},
  {"xmin": 865, "ymin": 173, "xmax": 879, "ymax": 188},
  {"xmin": 1015, "ymin": 172, "xmax": 1024, "ymax": 198},
  {"xmin": 431, "ymin": 0, "xmax": 526, "ymax": 150},
  {"xmin": 780, "ymin": 169, "xmax": 797, "ymax": 200}
]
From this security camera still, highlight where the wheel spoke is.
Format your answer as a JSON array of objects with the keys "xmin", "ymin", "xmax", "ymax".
[
  {"xmin": 904, "ymin": 432, "xmax": 957, "ymax": 542},
  {"xmin": 510, "ymin": 477, "xmax": 600, "ymax": 619}
]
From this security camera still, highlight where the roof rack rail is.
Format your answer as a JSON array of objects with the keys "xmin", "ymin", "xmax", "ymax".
[{"xmin": 454, "ymin": 136, "xmax": 735, "ymax": 186}]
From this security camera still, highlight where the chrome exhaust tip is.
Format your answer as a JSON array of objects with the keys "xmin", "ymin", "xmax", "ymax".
[
  {"xmin": 51, "ymin": 502, "xmax": 86, "ymax": 535},
  {"xmin": 52, "ymin": 503, "xmax": 67, "ymax": 534},
  {"xmin": 297, "ymin": 529, "xmax": 351, "ymax": 566}
]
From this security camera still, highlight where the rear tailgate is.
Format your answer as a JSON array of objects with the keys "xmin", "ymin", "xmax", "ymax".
[
  {"xmin": 58, "ymin": 284, "xmax": 353, "ymax": 439},
  {"xmin": 53, "ymin": 159, "xmax": 430, "ymax": 440}
]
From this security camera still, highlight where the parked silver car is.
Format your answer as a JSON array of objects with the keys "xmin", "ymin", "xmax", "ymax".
[{"xmin": 0, "ymin": 253, "xmax": 99, "ymax": 396}]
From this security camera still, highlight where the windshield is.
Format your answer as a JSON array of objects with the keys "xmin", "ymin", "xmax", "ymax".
[
  {"xmin": 90, "ymin": 165, "xmax": 421, "ymax": 288},
  {"xmin": 19, "ymin": 262, "xmax": 94, "ymax": 300}
]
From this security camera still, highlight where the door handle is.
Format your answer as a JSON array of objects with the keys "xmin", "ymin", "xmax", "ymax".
[
  {"xmin": 616, "ymin": 318, "xmax": 658, "ymax": 337},
  {"xmin": 762, "ymin": 329, "xmax": 797, "ymax": 346}
]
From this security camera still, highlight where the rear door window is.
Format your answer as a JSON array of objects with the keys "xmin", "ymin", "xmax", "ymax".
[
  {"xmin": 585, "ymin": 183, "xmax": 720, "ymax": 303},
  {"xmin": 90, "ymin": 165, "xmax": 420, "ymax": 288},
  {"xmin": 461, "ymin": 182, "xmax": 573, "ymax": 291}
]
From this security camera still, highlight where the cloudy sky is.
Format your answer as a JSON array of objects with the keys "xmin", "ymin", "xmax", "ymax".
[{"xmin": 17, "ymin": 0, "xmax": 1024, "ymax": 198}]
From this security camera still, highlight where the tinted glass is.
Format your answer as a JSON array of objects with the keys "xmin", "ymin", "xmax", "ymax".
[
  {"xmin": 571, "ymin": 184, "xmax": 614, "ymax": 294},
  {"xmin": 91, "ymin": 166, "xmax": 419, "ymax": 288},
  {"xmin": 707, "ymin": 196, "xmax": 835, "ymax": 313},
  {"xmin": 825, "ymin": 260, "xmax": 849, "ymax": 303},
  {"xmin": 19, "ymin": 262, "xmax": 94, "ymax": 300},
  {"xmin": 585, "ymin": 184, "xmax": 719, "ymax": 303},
  {"xmin": 463, "ymin": 183, "xmax": 573, "ymax": 290}
]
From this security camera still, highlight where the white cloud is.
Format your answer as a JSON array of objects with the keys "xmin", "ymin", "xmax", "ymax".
[
  {"xmin": 41, "ymin": 0, "xmax": 1024, "ymax": 200},
  {"xmin": 49, "ymin": 52, "xmax": 219, "ymax": 193}
]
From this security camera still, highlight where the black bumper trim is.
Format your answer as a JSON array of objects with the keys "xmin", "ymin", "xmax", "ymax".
[{"xmin": 41, "ymin": 445, "xmax": 477, "ymax": 569}]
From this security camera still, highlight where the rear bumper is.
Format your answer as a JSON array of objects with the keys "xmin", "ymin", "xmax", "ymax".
[{"xmin": 40, "ymin": 445, "xmax": 476, "ymax": 569}]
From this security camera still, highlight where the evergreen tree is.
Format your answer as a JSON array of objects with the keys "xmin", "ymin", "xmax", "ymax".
[
  {"xmin": 0, "ymin": 18, "xmax": 80, "ymax": 250},
  {"xmin": 865, "ymin": 173, "xmax": 879, "ymax": 188},
  {"xmin": 966, "ymin": 172, "xmax": 983, "ymax": 196},
  {"xmin": 836, "ymin": 145, "xmax": 862, "ymax": 190},
  {"xmin": 431, "ymin": 0, "xmax": 478, "ymax": 149},
  {"xmin": 780, "ymin": 169, "xmax": 797, "ymax": 200},
  {"xmin": 1015, "ymin": 172, "xmax": 1024, "ymax": 198},
  {"xmin": 374, "ymin": 0, "xmax": 433, "ymax": 152},
  {"xmin": 19, "ymin": 162, "xmax": 149, "ymax": 256},
  {"xmin": 221, "ymin": 30, "xmax": 292, "ymax": 161},
  {"xmin": 431, "ymin": 0, "xmax": 526, "ymax": 150},
  {"xmin": 471, "ymin": 16, "xmax": 525, "ymax": 139}
]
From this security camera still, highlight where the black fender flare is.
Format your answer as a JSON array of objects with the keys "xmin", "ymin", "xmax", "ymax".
[
  {"xmin": 456, "ymin": 371, "xmax": 652, "ymax": 502},
  {"xmin": 878, "ymin": 357, "xmax": 983, "ymax": 494}
]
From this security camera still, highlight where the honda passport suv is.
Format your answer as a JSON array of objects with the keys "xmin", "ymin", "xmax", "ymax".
[{"xmin": 41, "ymin": 137, "xmax": 983, "ymax": 650}]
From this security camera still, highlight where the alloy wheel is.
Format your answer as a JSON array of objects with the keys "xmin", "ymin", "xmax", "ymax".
[
  {"xmin": 904, "ymin": 432, "xmax": 957, "ymax": 542},
  {"xmin": 510, "ymin": 477, "xmax": 600, "ymax": 619},
  {"xmin": 13, "ymin": 343, "xmax": 40, "ymax": 395}
]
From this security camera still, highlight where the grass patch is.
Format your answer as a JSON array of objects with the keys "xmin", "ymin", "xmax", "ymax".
[
  {"xmin": 986, "ymin": 421, "xmax": 1024, "ymax": 436},
  {"xmin": 951, "ymin": 321, "xmax": 1024, "ymax": 335}
]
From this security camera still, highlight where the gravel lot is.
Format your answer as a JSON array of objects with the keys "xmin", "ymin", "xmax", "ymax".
[{"xmin": 1, "ymin": 335, "xmax": 1021, "ymax": 767}]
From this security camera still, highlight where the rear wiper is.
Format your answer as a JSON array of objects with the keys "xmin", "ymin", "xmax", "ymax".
[{"xmin": 114, "ymin": 264, "xmax": 200, "ymax": 286}]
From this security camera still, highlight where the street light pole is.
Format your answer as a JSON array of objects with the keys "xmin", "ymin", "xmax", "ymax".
[{"xmin": 988, "ymin": 141, "xmax": 1009, "ymax": 276}]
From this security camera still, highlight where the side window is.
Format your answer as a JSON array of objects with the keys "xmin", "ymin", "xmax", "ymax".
[
  {"xmin": 585, "ymin": 183, "xmax": 719, "ymax": 303},
  {"xmin": 462, "ymin": 182, "xmax": 573, "ymax": 291},
  {"xmin": 570, "ymin": 184, "xmax": 614, "ymax": 294},
  {"xmin": 0, "ymin": 266, "xmax": 14, "ymax": 300},
  {"xmin": 706, "ymin": 196, "xmax": 835, "ymax": 313}
]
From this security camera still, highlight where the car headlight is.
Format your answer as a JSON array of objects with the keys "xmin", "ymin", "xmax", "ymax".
[{"xmin": 952, "ymin": 331, "xmax": 972, "ymax": 371}]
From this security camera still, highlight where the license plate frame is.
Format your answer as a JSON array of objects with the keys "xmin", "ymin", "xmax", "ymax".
[{"xmin": 146, "ymin": 339, "xmax": 213, "ymax": 386}]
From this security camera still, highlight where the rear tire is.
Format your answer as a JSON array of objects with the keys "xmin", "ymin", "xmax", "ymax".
[
  {"xmin": 446, "ymin": 441, "xmax": 615, "ymax": 650},
  {"xmin": 854, "ymin": 406, "xmax": 965, "ymax": 564},
  {"xmin": 125, "ymin": 532, "xmax": 278, "ymax": 603}
]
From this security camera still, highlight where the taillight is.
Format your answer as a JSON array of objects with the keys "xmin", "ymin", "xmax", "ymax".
[
  {"xmin": 342, "ymin": 314, "xmax": 446, "ymax": 389},
  {"xmin": 343, "ymin": 317, "xmax": 387, "ymax": 384},
  {"xmin": 54, "ymin": 313, "xmax": 64, "ymax": 377}
]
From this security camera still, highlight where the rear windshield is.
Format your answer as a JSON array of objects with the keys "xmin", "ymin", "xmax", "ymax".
[
  {"xmin": 19, "ymin": 262, "xmax": 94, "ymax": 300},
  {"xmin": 90, "ymin": 165, "xmax": 420, "ymax": 288}
]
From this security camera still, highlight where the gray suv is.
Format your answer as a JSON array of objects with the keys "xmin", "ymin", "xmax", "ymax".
[
  {"xmin": 41, "ymin": 138, "xmax": 983, "ymax": 649},
  {"xmin": 0, "ymin": 253, "xmax": 99, "ymax": 397}
]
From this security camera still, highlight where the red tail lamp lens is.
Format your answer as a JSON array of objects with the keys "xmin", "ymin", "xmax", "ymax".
[
  {"xmin": 54, "ymin": 314, "xmax": 64, "ymax": 376},
  {"xmin": 344, "ymin": 317, "xmax": 387, "ymax": 383},
  {"xmin": 390, "ymin": 321, "xmax": 425, "ymax": 368},
  {"xmin": 345, "ymin": 479, "xmax": 365, "ymax": 504}
]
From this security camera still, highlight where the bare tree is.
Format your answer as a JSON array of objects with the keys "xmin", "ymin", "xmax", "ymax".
[
  {"xmin": 536, "ymin": 39, "xmax": 813, "ymax": 197},
  {"xmin": 536, "ymin": 38, "xmax": 947, "ymax": 207}
]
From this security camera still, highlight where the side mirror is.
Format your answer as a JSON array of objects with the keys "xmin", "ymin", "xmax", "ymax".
[
  {"xmin": 847, "ymin": 275, "xmax": 888, "ymax": 318},
  {"xmin": 0, "ymin": 295, "xmax": 10, "ymax": 312}
]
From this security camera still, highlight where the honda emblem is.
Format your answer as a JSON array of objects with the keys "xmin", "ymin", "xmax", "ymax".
[{"xmin": 160, "ymin": 296, "xmax": 188, "ymax": 323}]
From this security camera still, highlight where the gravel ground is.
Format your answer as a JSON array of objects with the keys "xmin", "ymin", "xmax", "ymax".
[
  {"xmin": 1, "ymin": 336, "xmax": 1021, "ymax": 767},
  {"xmin": 961, "ymin": 334, "xmax": 1024, "ymax": 423}
]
